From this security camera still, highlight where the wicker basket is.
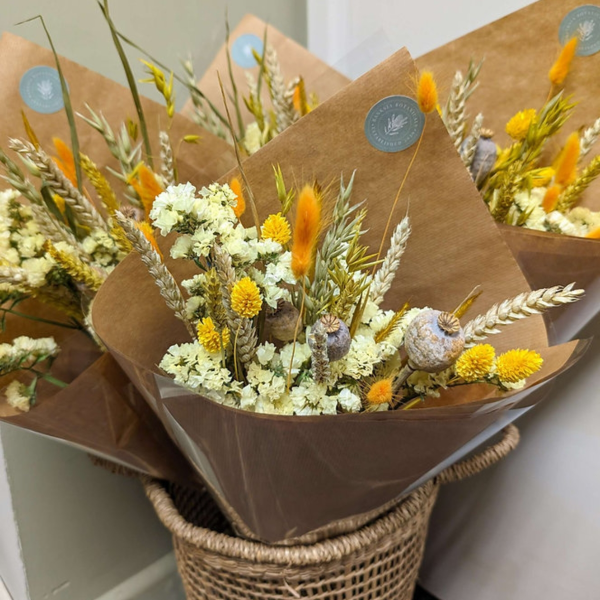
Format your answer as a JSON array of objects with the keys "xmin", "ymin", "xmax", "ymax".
[{"xmin": 138, "ymin": 425, "xmax": 519, "ymax": 600}]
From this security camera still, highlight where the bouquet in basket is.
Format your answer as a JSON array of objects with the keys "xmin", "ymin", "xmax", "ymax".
[{"xmin": 92, "ymin": 46, "xmax": 588, "ymax": 543}]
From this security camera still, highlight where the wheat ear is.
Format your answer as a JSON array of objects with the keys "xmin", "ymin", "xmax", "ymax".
[
  {"xmin": 9, "ymin": 139, "xmax": 107, "ymax": 231},
  {"xmin": 460, "ymin": 113, "xmax": 484, "ymax": 168},
  {"xmin": 464, "ymin": 284, "xmax": 584, "ymax": 345},
  {"xmin": 370, "ymin": 216, "xmax": 411, "ymax": 305},
  {"xmin": 580, "ymin": 117, "xmax": 600, "ymax": 158},
  {"xmin": 265, "ymin": 45, "xmax": 296, "ymax": 134},
  {"xmin": 212, "ymin": 245, "xmax": 257, "ymax": 365},
  {"xmin": 115, "ymin": 212, "xmax": 195, "ymax": 338},
  {"xmin": 159, "ymin": 131, "xmax": 176, "ymax": 186}
]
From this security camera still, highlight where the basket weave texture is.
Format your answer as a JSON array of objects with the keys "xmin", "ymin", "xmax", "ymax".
[{"xmin": 139, "ymin": 425, "xmax": 519, "ymax": 600}]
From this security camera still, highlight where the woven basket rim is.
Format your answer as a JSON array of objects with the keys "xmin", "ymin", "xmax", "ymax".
[{"xmin": 143, "ymin": 476, "xmax": 439, "ymax": 565}]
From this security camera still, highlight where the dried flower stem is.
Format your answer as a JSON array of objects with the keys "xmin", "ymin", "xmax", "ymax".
[
  {"xmin": 370, "ymin": 216, "xmax": 411, "ymax": 305},
  {"xmin": 116, "ymin": 212, "xmax": 194, "ymax": 338},
  {"xmin": 464, "ymin": 283, "xmax": 584, "ymax": 345},
  {"xmin": 580, "ymin": 117, "xmax": 600, "ymax": 158},
  {"xmin": 9, "ymin": 139, "xmax": 107, "ymax": 231}
]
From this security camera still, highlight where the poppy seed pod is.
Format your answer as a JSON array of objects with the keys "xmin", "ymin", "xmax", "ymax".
[
  {"xmin": 265, "ymin": 300, "xmax": 300, "ymax": 342},
  {"xmin": 308, "ymin": 314, "xmax": 351, "ymax": 361},
  {"xmin": 404, "ymin": 310, "xmax": 465, "ymax": 373},
  {"xmin": 470, "ymin": 129, "xmax": 497, "ymax": 185}
]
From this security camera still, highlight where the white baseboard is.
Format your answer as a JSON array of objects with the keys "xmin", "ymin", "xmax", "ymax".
[{"xmin": 94, "ymin": 553, "xmax": 185, "ymax": 600}]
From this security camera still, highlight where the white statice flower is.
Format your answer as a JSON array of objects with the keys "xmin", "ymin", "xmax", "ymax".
[
  {"xmin": 19, "ymin": 256, "xmax": 55, "ymax": 288},
  {"xmin": 507, "ymin": 188, "xmax": 546, "ymax": 231},
  {"xmin": 336, "ymin": 388, "xmax": 362, "ymax": 413},
  {"xmin": 243, "ymin": 122, "xmax": 264, "ymax": 155},
  {"xmin": 182, "ymin": 273, "xmax": 207, "ymax": 296},
  {"xmin": 5, "ymin": 381, "xmax": 32, "ymax": 412},
  {"xmin": 545, "ymin": 211, "xmax": 581, "ymax": 236},
  {"xmin": 80, "ymin": 229, "xmax": 122, "ymax": 267},
  {"xmin": 406, "ymin": 367, "xmax": 453, "ymax": 399},
  {"xmin": 247, "ymin": 362, "xmax": 286, "ymax": 404},
  {"xmin": 159, "ymin": 342, "xmax": 232, "ymax": 397},
  {"xmin": 289, "ymin": 381, "xmax": 335, "ymax": 415},
  {"xmin": 170, "ymin": 234, "xmax": 194, "ymax": 259},
  {"xmin": 335, "ymin": 334, "xmax": 381, "ymax": 379},
  {"xmin": 150, "ymin": 183, "xmax": 197, "ymax": 234},
  {"xmin": 278, "ymin": 342, "xmax": 311, "ymax": 376},
  {"xmin": 568, "ymin": 206, "xmax": 600, "ymax": 234},
  {"xmin": 0, "ymin": 336, "xmax": 59, "ymax": 378},
  {"xmin": 501, "ymin": 379, "xmax": 527, "ymax": 391},
  {"xmin": 256, "ymin": 342, "xmax": 276, "ymax": 366}
]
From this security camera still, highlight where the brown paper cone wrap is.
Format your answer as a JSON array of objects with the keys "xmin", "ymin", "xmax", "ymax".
[
  {"xmin": 0, "ymin": 33, "xmax": 236, "ymax": 189},
  {"xmin": 181, "ymin": 14, "xmax": 350, "ymax": 129},
  {"xmin": 93, "ymin": 48, "xmax": 587, "ymax": 543},
  {"xmin": 417, "ymin": 0, "xmax": 600, "ymax": 340},
  {"xmin": 0, "ymin": 302, "xmax": 199, "ymax": 485}
]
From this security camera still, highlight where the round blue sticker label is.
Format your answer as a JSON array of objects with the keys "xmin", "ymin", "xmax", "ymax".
[
  {"xmin": 231, "ymin": 33, "xmax": 264, "ymax": 68},
  {"xmin": 364, "ymin": 95, "xmax": 425, "ymax": 153},
  {"xmin": 559, "ymin": 5, "xmax": 600, "ymax": 56},
  {"xmin": 20, "ymin": 66, "xmax": 64, "ymax": 114}
]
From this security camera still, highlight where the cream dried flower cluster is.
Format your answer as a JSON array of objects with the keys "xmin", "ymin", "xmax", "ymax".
[{"xmin": 130, "ymin": 170, "xmax": 583, "ymax": 416}]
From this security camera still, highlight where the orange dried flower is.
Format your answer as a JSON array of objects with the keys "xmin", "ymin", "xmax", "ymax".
[
  {"xmin": 366, "ymin": 379, "xmax": 393, "ymax": 406},
  {"xmin": 549, "ymin": 37, "xmax": 578, "ymax": 86},
  {"xmin": 130, "ymin": 165, "xmax": 164, "ymax": 219},
  {"xmin": 229, "ymin": 177, "xmax": 246, "ymax": 218},
  {"xmin": 554, "ymin": 132, "xmax": 580, "ymax": 187},
  {"xmin": 417, "ymin": 71, "xmax": 438, "ymax": 114},
  {"xmin": 291, "ymin": 184, "xmax": 322, "ymax": 280},
  {"xmin": 135, "ymin": 221, "xmax": 163, "ymax": 259},
  {"xmin": 542, "ymin": 185, "xmax": 562, "ymax": 213},
  {"xmin": 52, "ymin": 138, "xmax": 77, "ymax": 186}
]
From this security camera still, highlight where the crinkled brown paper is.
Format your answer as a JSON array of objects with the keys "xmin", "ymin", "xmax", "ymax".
[{"xmin": 93, "ymin": 47, "xmax": 588, "ymax": 544}]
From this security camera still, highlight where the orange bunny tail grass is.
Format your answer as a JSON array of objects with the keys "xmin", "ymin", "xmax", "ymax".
[
  {"xmin": 549, "ymin": 37, "xmax": 578, "ymax": 86},
  {"xmin": 130, "ymin": 164, "xmax": 164, "ymax": 219},
  {"xmin": 135, "ymin": 221, "xmax": 163, "ymax": 259},
  {"xmin": 52, "ymin": 137, "xmax": 77, "ymax": 186},
  {"xmin": 230, "ymin": 177, "xmax": 246, "ymax": 218},
  {"xmin": 291, "ymin": 184, "xmax": 322, "ymax": 280},
  {"xmin": 554, "ymin": 132, "xmax": 580, "ymax": 187},
  {"xmin": 585, "ymin": 226, "xmax": 600, "ymax": 239},
  {"xmin": 417, "ymin": 71, "xmax": 438, "ymax": 114},
  {"xmin": 542, "ymin": 185, "xmax": 562, "ymax": 212}
]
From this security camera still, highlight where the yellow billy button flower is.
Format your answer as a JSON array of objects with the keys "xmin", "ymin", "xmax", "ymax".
[
  {"xmin": 197, "ymin": 317, "xmax": 230, "ymax": 353},
  {"xmin": 261, "ymin": 212, "xmax": 291, "ymax": 244},
  {"xmin": 366, "ymin": 378, "xmax": 393, "ymax": 406},
  {"xmin": 417, "ymin": 71, "xmax": 438, "ymax": 114},
  {"xmin": 230, "ymin": 277, "xmax": 263, "ymax": 318},
  {"xmin": 455, "ymin": 344, "xmax": 496, "ymax": 382},
  {"xmin": 505, "ymin": 109, "xmax": 537, "ymax": 141},
  {"xmin": 496, "ymin": 349, "xmax": 543, "ymax": 384}
]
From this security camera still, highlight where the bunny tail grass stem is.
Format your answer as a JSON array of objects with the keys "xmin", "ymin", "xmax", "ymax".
[
  {"xmin": 287, "ymin": 279, "xmax": 307, "ymax": 391},
  {"xmin": 116, "ymin": 212, "xmax": 195, "ymax": 338},
  {"xmin": 216, "ymin": 72, "xmax": 261, "ymax": 234},
  {"xmin": 375, "ymin": 121, "xmax": 427, "ymax": 268},
  {"xmin": 98, "ymin": 0, "xmax": 153, "ymax": 168}
]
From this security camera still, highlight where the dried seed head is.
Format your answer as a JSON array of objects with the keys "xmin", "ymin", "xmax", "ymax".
[
  {"xmin": 480, "ymin": 128, "xmax": 494, "ymax": 139},
  {"xmin": 438, "ymin": 312, "xmax": 460, "ymax": 335},
  {"xmin": 320, "ymin": 314, "xmax": 341, "ymax": 333}
]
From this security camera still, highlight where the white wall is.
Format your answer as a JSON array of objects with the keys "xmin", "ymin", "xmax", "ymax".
[{"xmin": 0, "ymin": 1, "xmax": 306, "ymax": 599}]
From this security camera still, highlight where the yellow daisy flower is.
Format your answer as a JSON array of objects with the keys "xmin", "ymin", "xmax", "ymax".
[{"xmin": 505, "ymin": 109, "xmax": 537, "ymax": 141}]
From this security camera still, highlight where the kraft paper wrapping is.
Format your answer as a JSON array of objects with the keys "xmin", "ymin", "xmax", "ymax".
[
  {"xmin": 181, "ymin": 14, "xmax": 350, "ymax": 129},
  {"xmin": 417, "ymin": 0, "xmax": 600, "ymax": 341},
  {"xmin": 93, "ymin": 48, "xmax": 587, "ymax": 544},
  {"xmin": 0, "ymin": 32, "xmax": 236, "ymax": 190}
]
